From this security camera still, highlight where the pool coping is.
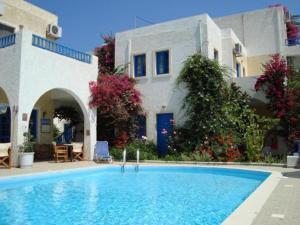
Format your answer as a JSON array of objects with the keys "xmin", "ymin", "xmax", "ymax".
[
  {"xmin": 0, "ymin": 164, "xmax": 281, "ymax": 225},
  {"xmin": 220, "ymin": 167, "xmax": 282, "ymax": 225}
]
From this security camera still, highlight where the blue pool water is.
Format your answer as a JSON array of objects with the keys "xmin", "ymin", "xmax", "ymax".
[{"xmin": 0, "ymin": 166, "xmax": 269, "ymax": 225}]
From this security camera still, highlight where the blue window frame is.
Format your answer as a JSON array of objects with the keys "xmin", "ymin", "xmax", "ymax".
[
  {"xmin": 156, "ymin": 50, "xmax": 169, "ymax": 75},
  {"xmin": 236, "ymin": 63, "xmax": 241, "ymax": 78},
  {"xmin": 134, "ymin": 54, "xmax": 146, "ymax": 77},
  {"xmin": 136, "ymin": 115, "xmax": 146, "ymax": 139}
]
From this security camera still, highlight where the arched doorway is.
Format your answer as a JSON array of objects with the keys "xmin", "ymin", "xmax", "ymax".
[
  {"xmin": 0, "ymin": 87, "xmax": 11, "ymax": 143},
  {"xmin": 28, "ymin": 88, "xmax": 89, "ymax": 161}
]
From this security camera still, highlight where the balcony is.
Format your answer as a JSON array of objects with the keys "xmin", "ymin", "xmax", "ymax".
[
  {"xmin": 0, "ymin": 31, "xmax": 92, "ymax": 64},
  {"xmin": 32, "ymin": 35, "xmax": 91, "ymax": 64},
  {"xmin": 0, "ymin": 30, "xmax": 97, "ymax": 104},
  {"xmin": 0, "ymin": 33, "xmax": 16, "ymax": 49}
]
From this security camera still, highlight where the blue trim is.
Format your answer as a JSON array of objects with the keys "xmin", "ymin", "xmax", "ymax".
[
  {"xmin": 134, "ymin": 54, "xmax": 146, "ymax": 77},
  {"xmin": 157, "ymin": 113, "xmax": 173, "ymax": 155},
  {"xmin": 156, "ymin": 50, "xmax": 169, "ymax": 75},
  {"xmin": 236, "ymin": 63, "xmax": 241, "ymax": 78},
  {"xmin": 0, "ymin": 34, "xmax": 16, "ymax": 49},
  {"xmin": 32, "ymin": 35, "xmax": 91, "ymax": 64},
  {"xmin": 286, "ymin": 37, "xmax": 300, "ymax": 46}
]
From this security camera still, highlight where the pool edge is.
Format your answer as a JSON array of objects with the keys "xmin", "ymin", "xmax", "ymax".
[
  {"xmin": 221, "ymin": 170, "xmax": 282, "ymax": 225},
  {"xmin": 0, "ymin": 163, "xmax": 280, "ymax": 225}
]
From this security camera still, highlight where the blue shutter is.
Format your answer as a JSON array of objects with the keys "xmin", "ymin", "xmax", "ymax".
[
  {"xmin": 156, "ymin": 51, "xmax": 169, "ymax": 75},
  {"xmin": 134, "ymin": 54, "xmax": 146, "ymax": 77},
  {"xmin": 236, "ymin": 63, "xmax": 241, "ymax": 78}
]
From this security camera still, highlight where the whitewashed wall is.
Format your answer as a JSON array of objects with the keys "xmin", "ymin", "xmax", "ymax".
[
  {"xmin": 116, "ymin": 14, "xmax": 228, "ymax": 143},
  {"xmin": 0, "ymin": 30, "xmax": 98, "ymax": 165},
  {"xmin": 214, "ymin": 7, "xmax": 286, "ymax": 57}
]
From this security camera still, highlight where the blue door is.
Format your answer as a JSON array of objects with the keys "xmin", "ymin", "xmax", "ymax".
[
  {"xmin": 0, "ymin": 107, "xmax": 11, "ymax": 143},
  {"xmin": 29, "ymin": 109, "xmax": 38, "ymax": 140},
  {"xmin": 157, "ymin": 113, "xmax": 173, "ymax": 155}
]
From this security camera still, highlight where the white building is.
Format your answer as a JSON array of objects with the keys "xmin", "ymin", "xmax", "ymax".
[
  {"xmin": 115, "ymin": 6, "xmax": 300, "ymax": 154},
  {"xmin": 0, "ymin": 0, "xmax": 98, "ymax": 165}
]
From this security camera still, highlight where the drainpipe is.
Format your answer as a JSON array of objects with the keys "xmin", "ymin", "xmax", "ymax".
[
  {"xmin": 198, "ymin": 20, "xmax": 202, "ymax": 53},
  {"xmin": 127, "ymin": 39, "xmax": 131, "ymax": 75}
]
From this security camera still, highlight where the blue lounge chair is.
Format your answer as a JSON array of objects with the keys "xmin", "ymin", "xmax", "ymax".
[{"xmin": 95, "ymin": 141, "xmax": 113, "ymax": 163}]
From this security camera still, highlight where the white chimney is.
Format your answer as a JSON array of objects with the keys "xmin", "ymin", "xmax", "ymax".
[{"xmin": 0, "ymin": 3, "xmax": 5, "ymax": 16}]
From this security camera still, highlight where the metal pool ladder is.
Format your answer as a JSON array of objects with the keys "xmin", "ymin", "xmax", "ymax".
[
  {"xmin": 135, "ymin": 149, "xmax": 140, "ymax": 172},
  {"xmin": 121, "ymin": 148, "xmax": 126, "ymax": 172}
]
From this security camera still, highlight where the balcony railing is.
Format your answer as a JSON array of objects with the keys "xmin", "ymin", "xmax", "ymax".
[
  {"xmin": 32, "ymin": 35, "xmax": 91, "ymax": 64},
  {"xmin": 0, "ymin": 34, "xmax": 16, "ymax": 49},
  {"xmin": 286, "ymin": 36, "xmax": 300, "ymax": 46}
]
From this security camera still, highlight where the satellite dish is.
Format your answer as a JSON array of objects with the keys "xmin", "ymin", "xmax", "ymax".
[{"xmin": 0, "ymin": 105, "xmax": 8, "ymax": 114}]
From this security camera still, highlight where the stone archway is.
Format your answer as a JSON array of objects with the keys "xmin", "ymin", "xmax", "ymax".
[{"xmin": 25, "ymin": 88, "xmax": 95, "ymax": 161}]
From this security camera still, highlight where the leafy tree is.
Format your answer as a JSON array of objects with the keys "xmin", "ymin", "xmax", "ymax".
[
  {"xmin": 89, "ymin": 75, "xmax": 143, "ymax": 144},
  {"xmin": 176, "ymin": 53, "xmax": 227, "ymax": 148},
  {"xmin": 90, "ymin": 35, "xmax": 143, "ymax": 146},
  {"xmin": 54, "ymin": 106, "xmax": 81, "ymax": 125},
  {"xmin": 175, "ymin": 53, "xmax": 278, "ymax": 161},
  {"xmin": 287, "ymin": 70, "xmax": 300, "ymax": 151},
  {"xmin": 94, "ymin": 36, "xmax": 115, "ymax": 75},
  {"xmin": 255, "ymin": 54, "xmax": 292, "ymax": 121},
  {"xmin": 255, "ymin": 54, "xmax": 299, "ymax": 153}
]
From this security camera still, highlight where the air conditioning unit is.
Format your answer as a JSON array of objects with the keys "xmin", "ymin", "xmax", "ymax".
[
  {"xmin": 0, "ymin": 3, "xmax": 5, "ymax": 16},
  {"xmin": 233, "ymin": 43, "xmax": 242, "ymax": 56},
  {"xmin": 47, "ymin": 24, "xmax": 62, "ymax": 39}
]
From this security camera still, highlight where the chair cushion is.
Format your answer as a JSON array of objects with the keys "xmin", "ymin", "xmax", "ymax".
[
  {"xmin": 72, "ymin": 142, "xmax": 83, "ymax": 153},
  {"xmin": 0, "ymin": 143, "xmax": 11, "ymax": 157}
]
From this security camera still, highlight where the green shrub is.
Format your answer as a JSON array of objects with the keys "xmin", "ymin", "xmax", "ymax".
[
  {"xmin": 109, "ymin": 147, "xmax": 123, "ymax": 160},
  {"xmin": 178, "ymin": 153, "xmax": 191, "ymax": 161},
  {"xmin": 110, "ymin": 139, "xmax": 158, "ymax": 161},
  {"xmin": 191, "ymin": 151, "xmax": 212, "ymax": 162},
  {"xmin": 245, "ymin": 116, "xmax": 278, "ymax": 161}
]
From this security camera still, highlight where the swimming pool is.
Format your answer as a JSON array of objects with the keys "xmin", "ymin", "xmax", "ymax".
[{"xmin": 0, "ymin": 166, "xmax": 269, "ymax": 225}]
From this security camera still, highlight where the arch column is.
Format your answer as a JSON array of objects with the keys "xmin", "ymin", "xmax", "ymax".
[
  {"xmin": 84, "ymin": 107, "xmax": 97, "ymax": 160},
  {"xmin": 10, "ymin": 103, "xmax": 31, "ymax": 166}
]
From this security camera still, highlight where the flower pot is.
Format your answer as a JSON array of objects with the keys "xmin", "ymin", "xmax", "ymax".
[{"xmin": 19, "ymin": 152, "xmax": 35, "ymax": 168}]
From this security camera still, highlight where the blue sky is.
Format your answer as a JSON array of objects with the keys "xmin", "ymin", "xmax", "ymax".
[{"xmin": 27, "ymin": 0, "xmax": 300, "ymax": 53}]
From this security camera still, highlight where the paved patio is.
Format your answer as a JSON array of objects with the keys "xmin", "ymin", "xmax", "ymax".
[{"xmin": 0, "ymin": 161, "xmax": 299, "ymax": 225}]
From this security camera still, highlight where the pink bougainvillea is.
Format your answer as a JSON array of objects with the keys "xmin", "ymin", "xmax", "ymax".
[
  {"xmin": 89, "ymin": 35, "xmax": 143, "ymax": 145},
  {"xmin": 94, "ymin": 36, "xmax": 115, "ymax": 75},
  {"xmin": 255, "ymin": 54, "xmax": 293, "ymax": 119},
  {"xmin": 89, "ymin": 74, "xmax": 143, "ymax": 144}
]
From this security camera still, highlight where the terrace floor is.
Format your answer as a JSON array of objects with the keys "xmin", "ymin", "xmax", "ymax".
[{"xmin": 0, "ymin": 161, "xmax": 299, "ymax": 225}]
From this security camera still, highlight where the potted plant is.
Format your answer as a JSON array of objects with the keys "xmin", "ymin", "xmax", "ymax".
[{"xmin": 18, "ymin": 132, "xmax": 35, "ymax": 168}]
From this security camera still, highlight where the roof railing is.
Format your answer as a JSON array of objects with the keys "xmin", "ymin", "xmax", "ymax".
[
  {"xmin": 0, "ymin": 33, "xmax": 16, "ymax": 49},
  {"xmin": 32, "ymin": 34, "xmax": 91, "ymax": 64}
]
